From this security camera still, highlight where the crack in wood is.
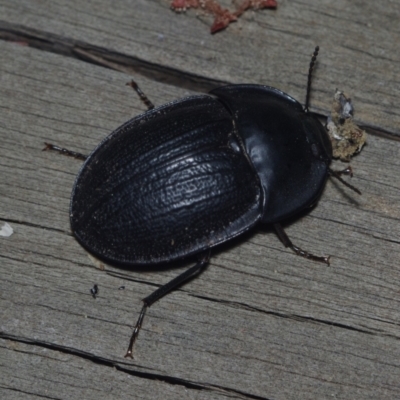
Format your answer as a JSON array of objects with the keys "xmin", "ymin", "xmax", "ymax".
[
  {"xmin": 0, "ymin": 218, "xmax": 69, "ymax": 234},
  {"xmin": 0, "ymin": 21, "xmax": 226, "ymax": 94},
  {"xmin": 0, "ymin": 385, "xmax": 60, "ymax": 400},
  {"xmin": 0, "ymin": 333, "xmax": 271, "ymax": 400},
  {"xmin": 188, "ymin": 293, "xmax": 390, "ymax": 336},
  {"xmin": 1, "ymin": 20, "xmax": 397, "ymax": 141}
]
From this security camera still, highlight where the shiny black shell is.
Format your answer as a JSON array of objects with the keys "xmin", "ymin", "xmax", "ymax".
[
  {"xmin": 212, "ymin": 85, "xmax": 332, "ymax": 223},
  {"xmin": 70, "ymin": 85, "xmax": 332, "ymax": 265}
]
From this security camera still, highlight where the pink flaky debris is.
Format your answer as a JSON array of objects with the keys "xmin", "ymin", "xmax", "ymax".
[{"xmin": 170, "ymin": 0, "xmax": 277, "ymax": 33}]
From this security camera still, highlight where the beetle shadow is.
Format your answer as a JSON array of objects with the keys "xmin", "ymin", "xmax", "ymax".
[
  {"xmin": 86, "ymin": 227, "xmax": 264, "ymax": 275},
  {"xmin": 255, "ymin": 178, "xmax": 362, "ymax": 242},
  {"xmin": 90, "ymin": 208, "xmax": 333, "ymax": 276},
  {"xmin": 88, "ymin": 249, "xmax": 192, "ymax": 274}
]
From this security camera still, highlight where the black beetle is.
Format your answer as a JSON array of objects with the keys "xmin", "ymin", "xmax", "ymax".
[{"xmin": 45, "ymin": 47, "xmax": 360, "ymax": 358}]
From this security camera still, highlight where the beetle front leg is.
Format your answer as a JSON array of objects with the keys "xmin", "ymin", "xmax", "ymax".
[
  {"xmin": 124, "ymin": 250, "xmax": 211, "ymax": 359},
  {"xmin": 273, "ymin": 223, "xmax": 330, "ymax": 265},
  {"xmin": 42, "ymin": 143, "xmax": 87, "ymax": 160},
  {"xmin": 328, "ymin": 167, "xmax": 361, "ymax": 195},
  {"xmin": 126, "ymin": 80, "xmax": 155, "ymax": 111}
]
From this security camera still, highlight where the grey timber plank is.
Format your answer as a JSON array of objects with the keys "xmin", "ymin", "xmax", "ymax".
[
  {"xmin": 1, "ymin": 339, "xmax": 234, "ymax": 400},
  {"xmin": 0, "ymin": 0, "xmax": 399, "ymax": 136},
  {"xmin": 1, "ymin": 17, "xmax": 400, "ymax": 400}
]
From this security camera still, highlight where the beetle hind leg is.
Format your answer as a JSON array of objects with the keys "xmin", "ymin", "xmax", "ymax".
[
  {"xmin": 273, "ymin": 223, "xmax": 330, "ymax": 265},
  {"xmin": 124, "ymin": 250, "xmax": 211, "ymax": 359}
]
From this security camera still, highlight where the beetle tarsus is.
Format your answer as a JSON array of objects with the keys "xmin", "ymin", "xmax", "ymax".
[
  {"xmin": 43, "ymin": 142, "xmax": 87, "ymax": 160},
  {"xmin": 125, "ymin": 303, "xmax": 147, "ymax": 359},
  {"xmin": 124, "ymin": 250, "xmax": 210, "ymax": 358},
  {"xmin": 291, "ymin": 245, "xmax": 331, "ymax": 266},
  {"xmin": 127, "ymin": 80, "xmax": 155, "ymax": 111},
  {"xmin": 274, "ymin": 223, "xmax": 330, "ymax": 265}
]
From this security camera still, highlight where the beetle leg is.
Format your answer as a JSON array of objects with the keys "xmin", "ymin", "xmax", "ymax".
[
  {"xmin": 273, "ymin": 223, "xmax": 330, "ymax": 265},
  {"xmin": 126, "ymin": 80, "xmax": 155, "ymax": 111},
  {"xmin": 124, "ymin": 250, "xmax": 211, "ymax": 359},
  {"xmin": 331, "ymin": 166, "xmax": 353, "ymax": 177},
  {"xmin": 328, "ymin": 167, "xmax": 361, "ymax": 195},
  {"xmin": 42, "ymin": 142, "xmax": 87, "ymax": 161}
]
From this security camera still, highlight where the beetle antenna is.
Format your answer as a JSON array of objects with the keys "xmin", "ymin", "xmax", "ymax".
[
  {"xmin": 328, "ymin": 168, "xmax": 361, "ymax": 195},
  {"xmin": 304, "ymin": 46, "xmax": 319, "ymax": 113}
]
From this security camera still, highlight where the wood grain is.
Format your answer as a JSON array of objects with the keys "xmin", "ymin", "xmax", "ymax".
[
  {"xmin": 1, "ymin": 1, "xmax": 400, "ymax": 399},
  {"xmin": 0, "ymin": 0, "xmax": 399, "ymax": 134}
]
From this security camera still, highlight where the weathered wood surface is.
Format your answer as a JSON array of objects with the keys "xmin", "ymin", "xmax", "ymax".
[{"xmin": 1, "ymin": 1, "xmax": 400, "ymax": 399}]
